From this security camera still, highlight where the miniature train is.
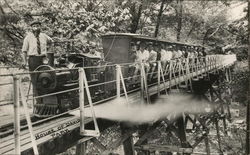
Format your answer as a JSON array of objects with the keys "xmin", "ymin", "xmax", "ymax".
[{"xmin": 31, "ymin": 33, "xmax": 207, "ymax": 117}]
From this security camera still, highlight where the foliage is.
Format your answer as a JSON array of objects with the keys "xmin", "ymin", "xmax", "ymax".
[
  {"xmin": 230, "ymin": 61, "xmax": 249, "ymax": 105},
  {"xmin": 0, "ymin": 0, "xmax": 248, "ymax": 66}
]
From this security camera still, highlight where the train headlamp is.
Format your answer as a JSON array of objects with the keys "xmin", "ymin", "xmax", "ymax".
[{"xmin": 42, "ymin": 57, "xmax": 49, "ymax": 65}]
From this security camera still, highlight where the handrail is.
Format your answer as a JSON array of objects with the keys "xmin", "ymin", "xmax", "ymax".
[{"xmin": 2, "ymin": 54, "xmax": 236, "ymax": 155}]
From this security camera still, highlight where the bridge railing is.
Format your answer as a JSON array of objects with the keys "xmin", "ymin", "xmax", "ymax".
[
  {"xmin": 0, "ymin": 54, "xmax": 236, "ymax": 106},
  {"xmin": 0, "ymin": 54, "xmax": 236, "ymax": 154}
]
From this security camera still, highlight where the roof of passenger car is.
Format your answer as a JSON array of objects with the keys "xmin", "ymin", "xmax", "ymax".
[{"xmin": 102, "ymin": 33, "xmax": 203, "ymax": 48}]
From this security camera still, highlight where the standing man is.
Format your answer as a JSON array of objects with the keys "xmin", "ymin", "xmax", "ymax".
[
  {"xmin": 22, "ymin": 21, "xmax": 53, "ymax": 71},
  {"xmin": 22, "ymin": 21, "xmax": 53, "ymax": 100}
]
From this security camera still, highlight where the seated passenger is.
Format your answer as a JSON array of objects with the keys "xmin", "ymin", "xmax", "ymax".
[
  {"xmin": 133, "ymin": 42, "xmax": 149, "ymax": 81},
  {"xmin": 183, "ymin": 47, "xmax": 188, "ymax": 58},
  {"xmin": 130, "ymin": 42, "xmax": 137, "ymax": 61},
  {"xmin": 162, "ymin": 45, "xmax": 173, "ymax": 74},
  {"xmin": 147, "ymin": 42, "xmax": 157, "ymax": 79},
  {"xmin": 135, "ymin": 42, "xmax": 149, "ymax": 63},
  {"xmin": 172, "ymin": 45, "xmax": 178, "ymax": 60},
  {"xmin": 165, "ymin": 45, "xmax": 173, "ymax": 61},
  {"xmin": 87, "ymin": 43, "xmax": 102, "ymax": 59},
  {"xmin": 177, "ymin": 47, "xmax": 183, "ymax": 59},
  {"xmin": 148, "ymin": 42, "xmax": 157, "ymax": 62},
  {"xmin": 160, "ymin": 43, "xmax": 166, "ymax": 62},
  {"xmin": 154, "ymin": 44, "xmax": 161, "ymax": 60}
]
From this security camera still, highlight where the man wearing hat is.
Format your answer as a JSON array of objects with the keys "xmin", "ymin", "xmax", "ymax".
[{"xmin": 22, "ymin": 21, "xmax": 53, "ymax": 70}]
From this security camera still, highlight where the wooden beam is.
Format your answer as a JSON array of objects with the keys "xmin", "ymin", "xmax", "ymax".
[
  {"xmin": 192, "ymin": 133, "xmax": 207, "ymax": 148},
  {"xmin": 76, "ymin": 137, "xmax": 93, "ymax": 145},
  {"xmin": 75, "ymin": 142, "xmax": 86, "ymax": 155},
  {"xmin": 134, "ymin": 144, "xmax": 192, "ymax": 153},
  {"xmin": 102, "ymin": 129, "xmax": 135, "ymax": 154},
  {"xmin": 120, "ymin": 123, "xmax": 135, "ymax": 155},
  {"xmin": 135, "ymin": 122, "xmax": 160, "ymax": 146},
  {"xmin": 204, "ymin": 134, "xmax": 211, "ymax": 155},
  {"xmin": 90, "ymin": 138, "xmax": 107, "ymax": 151}
]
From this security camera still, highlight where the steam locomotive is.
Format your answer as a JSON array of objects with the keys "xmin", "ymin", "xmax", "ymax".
[{"xmin": 31, "ymin": 33, "xmax": 204, "ymax": 117}]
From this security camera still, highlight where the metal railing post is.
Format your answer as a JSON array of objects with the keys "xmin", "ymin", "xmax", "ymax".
[
  {"xmin": 116, "ymin": 65, "xmax": 121, "ymax": 98},
  {"xmin": 117, "ymin": 65, "xmax": 129, "ymax": 105},
  {"xmin": 79, "ymin": 68, "xmax": 85, "ymax": 134},
  {"xmin": 169, "ymin": 61, "xmax": 172, "ymax": 91},
  {"xmin": 13, "ymin": 74, "xmax": 20, "ymax": 154},
  {"xmin": 141, "ymin": 63, "xmax": 150, "ymax": 104},
  {"xmin": 140, "ymin": 63, "xmax": 144, "ymax": 104},
  {"xmin": 157, "ymin": 61, "xmax": 161, "ymax": 97},
  {"xmin": 19, "ymin": 78, "xmax": 39, "ymax": 155}
]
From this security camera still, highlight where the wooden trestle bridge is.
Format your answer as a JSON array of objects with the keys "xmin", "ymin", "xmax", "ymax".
[{"xmin": 0, "ymin": 55, "xmax": 236, "ymax": 155}]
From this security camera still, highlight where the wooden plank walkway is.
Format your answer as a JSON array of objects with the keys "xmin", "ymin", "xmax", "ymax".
[{"xmin": 0, "ymin": 115, "xmax": 92, "ymax": 154}]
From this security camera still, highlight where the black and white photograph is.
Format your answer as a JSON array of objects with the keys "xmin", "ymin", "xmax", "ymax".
[{"xmin": 0, "ymin": 0, "xmax": 249, "ymax": 154}]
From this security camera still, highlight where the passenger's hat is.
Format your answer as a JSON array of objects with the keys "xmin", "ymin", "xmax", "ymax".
[
  {"xmin": 148, "ymin": 42, "xmax": 153, "ymax": 45},
  {"xmin": 30, "ymin": 21, "xmax": 42, "ymax": 26}
]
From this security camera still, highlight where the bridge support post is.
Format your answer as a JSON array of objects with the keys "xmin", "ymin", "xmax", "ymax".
[
  {"xmin": 140, "ymin": 63, "xmax": 150, "ymax": 104},
  {"xmin": 13, "ymin": 74, "xmax": 21, "ymax": 155},
  {"xmin": 215, "ymin": 118, "xmax": 222, "ymax": 153},
  {"xmin": 225, "ymin": 68, "xmax": 232, "ymax": 120},
  {"xmin": 176, "ymin": 114, "xmax": 190, "ymax": 155},
  {"xmin": 158, "ymin": 61, "xmax": 161, "ymax": 96},
  {"xmin": 204, "ymin": 131, "xmax": 211, "ymax": 155},
  {"xmin": 79, "ymin": 68, "xmax": 85, "ymax": 135},
  {"xmin": 120, "ymin": 124, "xmax": 135, "ymax": 155},
  {"xmin": 76, "ymin": 142, "xmax": 86, "ymax": 155},
  {"xmin": 210, "ymin": 84, "xmax": 223, "ymax": 153},
  {"xmin": 116, "ymin": 65, "xmax": 121, "ymax": 97}
]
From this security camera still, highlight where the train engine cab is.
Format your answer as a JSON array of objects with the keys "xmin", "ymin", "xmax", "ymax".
[{"xmin": 31, "ymin": 52, "xmax": 105, "ymax": 117}]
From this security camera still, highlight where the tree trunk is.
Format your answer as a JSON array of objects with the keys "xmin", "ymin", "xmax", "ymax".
[
  {"xmin": 154, "ymin": 0, "xmax": 165, "ymax": 37},
  {"xmin": 246, "ymin": 1, "xmax": 250, "ymax": 154},
  {"xmin": 202, "ymin": 28, "xmax": 212, "ymax": 46},
  {"xmin": 130, "ymin": 2, "xmax": 143, "ymax": 33},
  {"xmin": 176, "ymin": 0, "xmax": 183, "ymax": 41}
]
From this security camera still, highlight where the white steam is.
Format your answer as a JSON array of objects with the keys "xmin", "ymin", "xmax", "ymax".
[{"xmin": 71, "ymin": 94, "xmax": 214, "ymax": 124}]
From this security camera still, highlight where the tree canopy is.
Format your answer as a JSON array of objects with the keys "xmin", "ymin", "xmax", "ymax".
[{"xmin": 0, "ymin": 0, "xmax": 248, "ymax": 65}]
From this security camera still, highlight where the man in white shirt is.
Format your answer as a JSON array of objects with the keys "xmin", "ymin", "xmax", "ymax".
[
  {"xmin": 22, "ymin": 21, "xmax": 53, "ymax": 100},
  {"xmin": 165, "ymin": 45, "xmax": 173, "ymax": 61},
  {"xmin": 133, "ymin": 42, "xmax": 149, "ymax": 81},
  {"xmin": 162, "ymin": 45, "xmax": 173, "ymax": 74},
  {"xmin": 22, "ymin": 21, "xmax": 53, "ymax": 70},
  {"xmin": 177, "ymin": 47, "xmax": 183, "ymax": 59},
  {"xmin": 160, "ymin": 43, "xmax": 166, "ymax": 62},
  {"xmin": 147, "ymin": 42, "xmax": 157, "ymax": 79},
  {"xmin": 148, "ymin": 42, "xmax": 157, "ymax": 62},
  {"xmin": 138, "ymin": 42, "xmax": 149, "ymax": 63}
]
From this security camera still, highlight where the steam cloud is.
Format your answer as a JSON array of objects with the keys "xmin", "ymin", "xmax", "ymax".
[{"xmin": 71, "ymin": 93, "xmax": 214, "ymax": 124}]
